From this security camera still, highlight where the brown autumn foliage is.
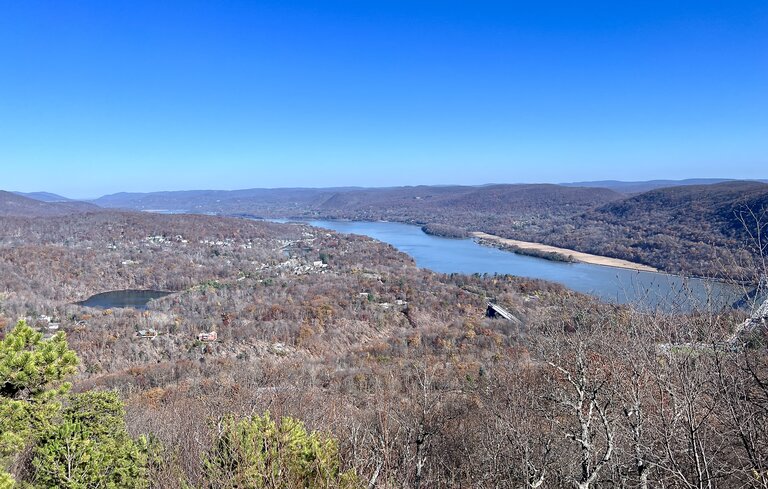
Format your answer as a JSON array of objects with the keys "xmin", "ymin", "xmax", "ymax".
[
  {"xmin": 92, "ymin": 180, "xmax": 768, "ymax": 280},
  {"xmin": 1, "ymin": 210, "xmax": 767, "ymax": 488}
]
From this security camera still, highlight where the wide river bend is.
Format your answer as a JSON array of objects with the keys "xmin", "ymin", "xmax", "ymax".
[{"xmin": 289, "ymin": 220, "xmax": 741, "ymax": 310}]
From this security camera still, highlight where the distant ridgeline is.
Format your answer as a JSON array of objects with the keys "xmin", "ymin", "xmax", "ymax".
[{"xmin": 81, "ymin": 180, "xmax": 768, "ymax": 282}]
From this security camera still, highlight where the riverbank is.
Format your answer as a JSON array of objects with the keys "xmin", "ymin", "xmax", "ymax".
[{"xmin": 471, "ymin": 232, "xmax": 660, "ymax": 272}]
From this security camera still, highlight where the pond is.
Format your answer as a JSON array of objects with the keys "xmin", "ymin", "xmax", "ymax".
[{"xmin": 76, "ymin": 290, "xmax": 172, "ymax": 310}]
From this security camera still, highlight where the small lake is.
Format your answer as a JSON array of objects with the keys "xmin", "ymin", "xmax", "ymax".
[
  {"xmin": 76, "ymin": 290, "xmax": 172, "ymax": 310},
  {"xmin": 284, "ymin": 219, "xmax": 743, "ymax": 310}
]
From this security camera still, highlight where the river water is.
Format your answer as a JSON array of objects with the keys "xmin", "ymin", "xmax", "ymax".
[{"xmin": 296, "ymin": 220, "xmax": 742, "ymax": 310}]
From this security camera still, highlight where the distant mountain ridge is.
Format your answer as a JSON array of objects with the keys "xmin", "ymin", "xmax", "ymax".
[
  {"xmin": 92, "ymin": 187, "xmax": 363, "ymax": 213},
  {"xmin": 560, "ymin": 178, "xmax": 767, "ymax": 194},
  {"xmin": 90, "ymin": 178, "xmax": 762, "ymax": 211},
  {"xmin": 0, "ymin": 191, "xmax": 100, "ymax": 217},
  {"xmin": 91, "ymin": 184, "xmax": 624, "ymax": 219},
  {"xmin": 13, "ymin": 191, "xmax": 74, "ymax": 202},
  {"xmin": 4, "ymin": 178, "xmax": 767, "ymax": 279}
]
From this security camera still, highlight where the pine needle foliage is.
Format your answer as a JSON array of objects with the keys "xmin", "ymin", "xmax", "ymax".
[{"xmin": 203, "ymin": 412, "xmax": 361, "ymax": 489}]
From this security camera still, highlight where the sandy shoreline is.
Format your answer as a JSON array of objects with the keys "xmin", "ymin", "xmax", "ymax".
[{"xmin": 471, "ymin": 232, "xmax": 659, "ymax": 273}]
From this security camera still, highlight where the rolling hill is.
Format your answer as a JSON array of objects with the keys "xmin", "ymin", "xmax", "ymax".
[
  {"xmin": 92, "ymin": 187, "xmax": 359, "ymax": 213},
  {"xmin": 517, "ymin": 181, "xmax": 768, "ymax": 279},
  {"xmin": 0, "ymin": 191, "xmax": 101, "ymax": 217},
  {"xmin": 92, "ymin": 184, "xmax": 623, "ymax": 219},
  {"xmin": 79, "ymin": 180, "xmax": 768, "ymax": 279},
  {"xmin": 560, "ymin": 178, "xmax": 745, "ymax": 194},
  {"xmin": 12, "ymin": 191, "xmax": 75, "ymax": 202}
]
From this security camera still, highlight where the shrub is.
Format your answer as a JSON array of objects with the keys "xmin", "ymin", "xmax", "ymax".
[{"xmin": 204, "ymin": 412, "xmax": 360, "ymax": 489}]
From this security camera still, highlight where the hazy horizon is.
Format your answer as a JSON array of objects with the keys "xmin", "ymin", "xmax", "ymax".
[{"xmin": 10, "ymin": 176, "xmax": 766, "ymax": 202}]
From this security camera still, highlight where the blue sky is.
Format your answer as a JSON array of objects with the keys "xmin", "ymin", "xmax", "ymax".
[{"xmin": 1, "ymin": 0, "xmax": 766, "ymax": 197}]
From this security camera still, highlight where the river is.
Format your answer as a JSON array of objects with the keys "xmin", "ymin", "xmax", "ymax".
[{"xmin": 292, "ymin": 219, "xmax": 741, "ymax": 310}]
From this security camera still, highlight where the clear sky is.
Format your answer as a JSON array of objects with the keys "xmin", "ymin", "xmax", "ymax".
[{"xmin": 1, "ymin": 0, "xmax": 766, "ymax": 198}]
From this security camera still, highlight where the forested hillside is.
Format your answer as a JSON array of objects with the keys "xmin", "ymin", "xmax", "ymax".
[
  {"xmin": 560, "ymin": 178, "xmax": 743, "ymax": 194},
  {"xmin": 87, "ymin": 181, "xmax": 768, "ymax": 280},
  {"xmin": 516, "ymin": 181, "xmax": 768, "ymax": 280},
  {"xmin": 1, "ymin": 211, "xmax": 767, "ymax": 487},
  {"xmin": 0, "ymin": 191, "xmax": 100, "ymax": 217},
  {"xmin": 306, "ymin": 181, "xmax": 768, "ymax": 281}
]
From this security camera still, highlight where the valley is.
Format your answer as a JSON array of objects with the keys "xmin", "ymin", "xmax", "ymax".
[
  {"xmin": 1, "ymin": 197, "xmax": 766, "ymax": 487},
  {"xmin": 3, "ymin": 2, "xmax": 765, "ymax": 486},
  {"xmin": 88, "ymin": 180, "xmax": 768, "ymax": 282}
]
